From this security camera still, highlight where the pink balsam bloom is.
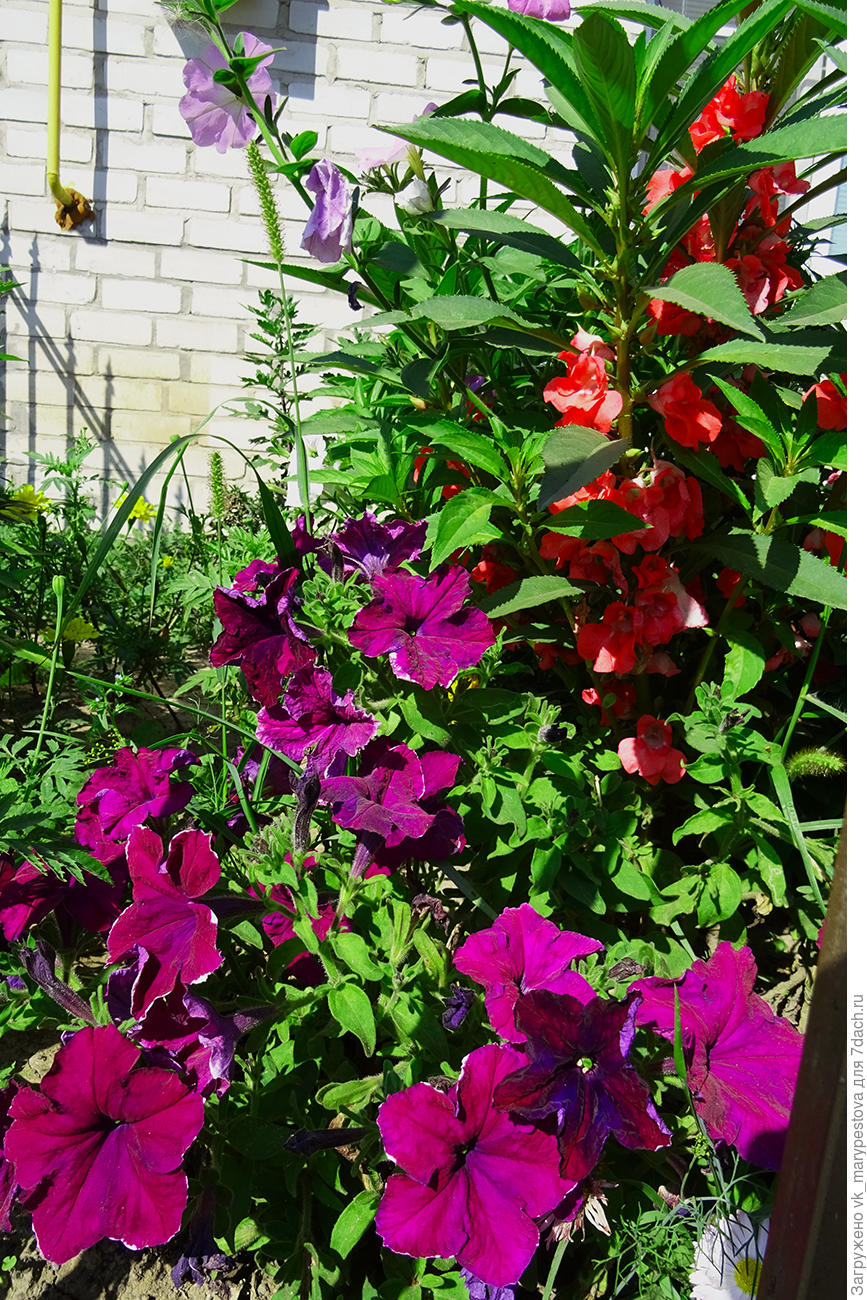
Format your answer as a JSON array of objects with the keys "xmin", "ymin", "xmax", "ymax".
[
  {"xmin": 631, "ymin": 942, "xmax": 803, "ymax": 1170},
  {"xmin": 107, "ymin": 827, "xmax": 222, "ymax": 1018},
  {"xmin": 5, "ymin": 1025, "xmax": 203, "ymax": 1264},
  {"xmin": 179, "ymin": 34, "xmax": 275, "ymax": 153},
  {"xmin": 376, "ymin": 1044, "xmax": 575, "ymax": 1287},
  {"xmin": 350, "ymin": 566, "xmax": 495, "ymax": 690},
  {"xmin": 453, "ymin": 904, "xmax": 603, "ymax": 1043},
  {"xmin": 302, "ymin": 160, "xmax": 354, "ymax": 264}
]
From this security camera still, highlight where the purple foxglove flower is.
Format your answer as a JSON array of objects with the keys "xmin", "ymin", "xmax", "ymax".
[
  {"xmin": 211, "ymin": 566, "xmax": 315, "ymax": 707},
  {"xmin": 256, "ymin": 665, "xmax": 378, "ymax": 775},
  {"xmin": 493, "ymin": 990, "xmax": 671, "ymax": 1182},
  {"xmin": 325, "ymin": 511, "xmax": 427, "ymax": 581},
  {"xmin": 75, "ymin": 745, "xmax": 198, "ymax": 866},
  {"xmin": 106, "ymin": 827, "xmax": 222, "ymax": 1018},
  {"xmin": 376, "ymin": 1044, "xmax": 575, "ymax": 1287},
  {"xmin": 179, "ymin": 33, "xmax": 275, "ymax": 153},
  {"xmin": 5, "ymin": 1024, "xmax": 203, "ymax": 1264},
  {"xmin": 442, "ymin": 983, "xmax": 475, "ymax": 1031},
  {"xmin": 321, "ymin": 740, "xmax": 463, "ymax": 870},
  {"xmin": 630, "ymin": 942, "xmax": 804, "ymax": 1170},
  {"xmin": 507, "ymin": 0, "xmax": 571, "ymax": 20},
  {"xmin": 301, "ymin": 160, "xmax": 354, "ymax": 264},
  {"xmin": 453, "ymin": 904, "xmax": 603, "ymax": 1044},
  {"xmin": 0, "ymin": 856, "xmax": 125, "ymax": 941},
  {"xmin": 349, "ymin": 566, "xmax": 495, "ymax": 690}
]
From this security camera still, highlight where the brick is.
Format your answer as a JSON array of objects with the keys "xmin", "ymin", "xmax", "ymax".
[
  {"xmin": 189, "ymin": 353, "xmax": 249, "ymax": 386},
  {"xmin": 69, "ymin": 308, "xmax": 153, "ymax": 346},
  {"xmin": 152, "ymin": 21, "xmax": 189, "ymax": 59},
  {"xmin": 165, "ymin": 383, "xmax": 225, "ymax": 416},
  {"xmin": 372, "ymin": 91, "xmax": 439, "ymax": 124},
  {"xmin": 425, "ymin": 54, "xmax": 501, "ymax": 92},
  {"xmin": 100, "ymin": 207, "xmax": 184, "ymax": 245},
  {"xmin": 294, "ymin": 1, "xmax": 375, "ymax": 41},
  {"xmin": 222, "ymin": 0, "xmax": 280, "ymax": 27},
  {"xmin": 60, "ymin": 7, "xmax": 109, "ymax": 49},
  {"xmin": 300, "ymin": 82, "xmax": 371, "ymax": 122},
  {"xmin": 0, "ymin": 87, "xmax": 47, "ymax": 125},
  {"xmin": 336, "ymin": 46, "xmax": 418, "ymax": 87},
  {"xmin": 244, "ymin": 252, "xmax": 323, "ymax": 291},
  {"xmin": 109, "ymin": 414, "xmax": 195, "ymax": 444},
  {"xmin": 155, "ymin": 317, "xmax": 239, "ymax": 353},
  {"xmin": 327, "ymin": 122, "xmax": 387, "ymax": 156},
  {"xmin": 146, "ymin": 177, "xmax": 230, "ymax": 213},
  {"xmin": 6, "ymin": 233, "xmax": 72, "ymax": 273},
  {"xmin": 12, "ymin": 49, "xmax": 93, "ymax": 89},
  {"xmin": 104, "ymin": 57, "xmax": 186, "ymax": 98},
  {"xmin": 37, "ymin": 270, "xmax": 97, "ymax": 307},
  {"xmin": 192, "ymin": 146, "xmax": 250, "ymax": 180},
  {"xmin": 185, "ymin": 214, "xmax": 267, "ymax": 255},
  {"xmin": 62, "ymin": 91, "xmax": 144, "ymax": 133},
  {"xmin": 190, "ymin": 284, "xmax": 262, "ymax": 320},
  {"xmin": 5, "ymin": 124, "xmax": 94, "ymax": 165},
  {"xmin": 151, "ymin": 102, "xmax": 192, "ymax": 139},
  {"xmin": 101, "ymin": 277, "xmax": 183, "ymax": 314},
  {"xmin": 270, "ymin": 42, "xmax": 324, "ymax": 77},
  {"xmin": 109, "ymin": 135, "xmax": 189, "ymax": 174},
  {"xmin": 379, "ymin": 7, "xmax": 465, "ymax": 51},
  {"xmin": 160, "ymin": 247, "xmax": 243, "ymax": 285},
  {"xmin": 102, "ymin": 172, "xmax": 140, "ymax": 204},
  {"xmin": 104, "ymin": 16, "xmax": 150, "ymax": 56},
  {"xmin": 74, "ymin": 241, "xmax": 156, "ymax": 277},
  {"xmin": 96, "ymin": 347, "xmax": 181, "ymax": 380},
  {"xmin": 100, "ymin": 376, "xmax": 166, "ymax": 412},
  {"xmin": 5, "ymin": 198, "xmax": 66, "ymax": 238},
  {"xmin": 0, "ymin": 161, "xmax": 48, "ymax": 198},
  {"xmin": 2, "ymin": 8, "xmax": 49, "ymax": 44}
]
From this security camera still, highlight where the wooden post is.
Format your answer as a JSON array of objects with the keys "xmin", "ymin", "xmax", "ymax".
[{"xmin": 757, "ymin": 819, "xmax": 846, "ymax": 1299}]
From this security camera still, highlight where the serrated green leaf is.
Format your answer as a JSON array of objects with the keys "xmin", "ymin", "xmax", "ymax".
[
  {"xmin": 572, "ymin": 13, "xmax": 636, "ymax": 181},
  {"xmin": 330, "ymin": 1189, "xmax": 380, "ymax": 1257},
  {"xmin": 480, "ymin": 575, "xmax": 584, "ymax": 619},
  {"xmin": 328, "ymin": 984, "xmax": 377, "ymax": 1057},
  {"xmin": 419, "ymin": 420, "xmax": 507, "ymax": 479},
  {"xmin": 695, "ymin": 529, "xmax": 846, "ymax": 608},
  {"xmin": 429, "ymin": 489, "xmax": 501, "ymax": 568},
  {"xmin": 691, "ymin": 337, "xmax": 832, "ymax": 376},
  {"xmin": 540, "ymin": 498, "xmax": 649, "ymax": 540},
  {"xmin": 775, "ymin": 273, "xmax": 846, "ymax": 328},
  {"xmin": 538, "ymin": 428, "xmax": 628, "ymax": 509},
  {"xmin": 646, "ymin": 263, "xmax": 763, "ymax": 341},
  {"xmin": 429, "ymin": 208, "xmax": 585, "ymax": 272}
]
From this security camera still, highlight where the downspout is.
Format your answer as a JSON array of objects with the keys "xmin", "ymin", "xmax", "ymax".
[{"xmin": 47, "ymin": 0, "xmax": 94, "ymax": 229}]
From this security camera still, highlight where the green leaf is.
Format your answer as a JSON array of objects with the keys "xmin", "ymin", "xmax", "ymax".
[
  {"xmin": 690, "ymin": 337, "xmax": 832, "ymax": 376},
  {"xmin": 689, "ymin": 112, "xmax": 847, "ymax": 189},
  {"xmin": 429, "ymin": 488, "xmax": 502, "ymax": 568},
  {"xmin": 480, "ymin": 575, "xmax": 585, "ymax": 619},
  {"xmin": 430, "ymin": 208, "xmax": 585, "ymax": 272},
  {"xmin": 672, "ymin": 987, "xmax": 687, "ymax": 1083},
  {"xmin": 775, "ymin": 273, "xmax": 846, "ymax": 328},
  {"xmin": 540, "ymin": 498, "xmax": 649, "ymax": 541},
  {"xmin": 722, "ymin": 636, "xmax": 766, "ymax": 702},
  {"xmin": 693, "ymin": 530, "xmax": 846, "ymax": 609},
  {"xmin": 572, "ymin": 13, "xmax": 636, "ymax": 181},
  {"xmin": 674, "ymin": 446, "xmax": 751, "ymax": 513},
  {"xmin": 575, "ymin": 0, "xmax": 688, "ymax": 29},
  {"xmin": 696, "ymin": 861, "xmax": 743, "ymax": 926},
  {"xmin": 419, "ymin": 420, "xmax": 507, "ymax": 479},
  {"xmin": 790, "ymin": 0, "xmax": 846, "ymax": 38},
  {"xmin": 754, "ymin": 461, "xmax": 813, "ymax": 513},
  {"xmin": 538, "ymin": 428, "xmax": 628, "ymax": 509},
  {"xmin": 399, "ymin": 691, "xmax": 451, "ymax": 747},
  {"xmin": 371, "ymin": 241, "xmax": 424, "ymax": 276},
  {"xmin": 330, "ymin": 932, "xmax": 382, "ymax": 982},
  {"xmin": 328, "ymin": 984, "xmax": 377, "ymax": 1058},
  {"xmin": 646, "ymin": 263, "xmax": 763, "ymax": 341},
  {"xmin": 330, "ymin": 1190, "xmax": 380, "ymax": 1257},
  {"xmin": 408, "ymin": 295, "xmax": 565, "ymax": 349},
  {"xmin": 315, "ymin": 1075, "xmax": 382, "ymax": 1112},
  {"xmin": 711, "ymin": 376, "xmax": 783, "ymax": 463},
  {"xmin": 672, "ymin": 805, "xmax": 734, "ymax": 846},
  {"xmin": 746, "ymin": 835, "xmax": 788, "ymax": 908}
]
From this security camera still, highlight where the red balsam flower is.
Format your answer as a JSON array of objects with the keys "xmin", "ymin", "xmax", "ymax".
[{"xmin": 618, "ymin": 716, "xmax": 686, "ymax": 786}]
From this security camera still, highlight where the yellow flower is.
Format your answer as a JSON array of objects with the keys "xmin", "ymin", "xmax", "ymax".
[
  {"xmin": 1, "ymin": 484, "xmax": 51, "ymax": 522},
  {"xmin": 160, "ymin": 554, "xmax": 174, "ymax": 569},
  {"xmin": 61, "ymin": 617, "xmax": 98, "ymax": 642},
  {"xmin": 115, "ymin": 493, "xmax": 157, "ymax": 523}
]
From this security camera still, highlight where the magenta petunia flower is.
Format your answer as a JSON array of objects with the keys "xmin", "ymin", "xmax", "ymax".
[
  {"xmin": 630, "ymin": 942, "xmax": 803, "ymax": 1170},
  {"xmin": 321, "ymin": 740, "xmax": 463, "ymax": 871},
  {"xmin": 376, "ymin": 1044, "xmax": 575, "ymax": 1287},
  {"xmin": 494, "ymin": 990, "xmax": 671, "ymax": 1182},
  {"xmin": 0, "ymin": 1083, "xmax": 19, "ymax": 1232},
  {"xmin": 0, "ymin": 856, "xmax": 125, "ymax": 940},
  {"xmin": 75, "ymin": 746, "xmax": 198, "ymax": 865},
  {"xmin": 454, "ymin": 905, "xmax": 603, "ymax": 1044},
  {"xmin": 211, "ymin": 566, "xmax": 315, "ymax": 706},
  {"xmin": 328, "ymin": 511, "xmax": 427, "ymax": 581},
  {"xmin": 251, "ymin": 874, "xmax": 350, "ymax": 986},
  {"xmin": 106, "ymin": 827, "xmax": 222, "ymax": 1018},
  {"xmin": 301, "ymin": 160, "xmax": 354, "ymax": 264},
  {"xmin": 179, "ymin": 33, "xmax": 275, "ymax": 153},
  {"xmin": 5, "ymin": 1025, "xmax": 203, "ymax": 1264},
  {"xmin": 507, "ymin": 0, "xmax": 571, "ymax": 19},
  {"xmin": 349, "ymin": 566, "xmax": 496, "ymax": 690},
  {"xmin": 256, "ymin": 665, "xmax": 378, "ymax": 775}
]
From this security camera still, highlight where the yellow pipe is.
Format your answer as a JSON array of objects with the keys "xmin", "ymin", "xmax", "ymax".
[{"xmin": 47, "ymin": 0, "xmax": 94, "ymax": 228}]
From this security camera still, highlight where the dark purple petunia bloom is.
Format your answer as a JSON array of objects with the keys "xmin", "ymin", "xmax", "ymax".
[
  {"xmin": 256, "ymin": 665, "xmax": 378, "ymax": 775},
  {"xmin": 442, "ymin": 984, "xmax": 475, "ymax": 1032},
  {"xmin": 493, "ymin": 990, "xmax": 671, "ymax": 1183},
  {"xmin": 320, "ymin": 740, "xmax": 463, "ymax": 873},
  {"xmin": 328, "ymin": 511, "xmax": 427, "ymax": 581},
  {"xmin": 106, "ymin": 827, "xmax": 222, "ymax": 1018},
  {"xmin": 0, "ymin": 1083, "xmax": 19, "ymax": 1233},
  {"xmin": 250, "ymin": 873, "xmax": 350, "ymax": 987},
  {"xmin": 231, "ymin": 557, "xmax": 280, "ymax": 592},
  {"xmin": 171, "ymin": 1189, "xmax": 230, "ymax": 1290},
  {"xmin": 453, "ymin": 905, "xmax": 603, "ymax": 1044},
  {"xmin": 0, "ymin": 856, "xmax": 125, "ymax": 941},
  {"xmin": 211, "ymin": 566, "xmax": 315, "ymax": 707},
  {"xmin": 349, "ymin": 566, "xmax": 496, "ymax": 690},
  {"xmin": 301, "ymin": 160, "xmax": 353, "ymax": 264},
  {"xmin": 75, "ymin": 746, "xmax": 198, "ymax": 866},
  {"xmin": 630, "ymin": 942, "xmax": 803, "ymax": 1170},
  {"xmin": 179, "ymin": 33, "xmax": 275, "ymax": 153},
  {"xmin": 376, "ymin": 1044, "xmax": 575, "ymax": 1287},
  {"xmin": 460, "ymin": 1270, "xmax": 516, "ymax": 1300},
  {"xmin": 5, "ymin": 1024, "xmax": 203, "ymax": 1264}
]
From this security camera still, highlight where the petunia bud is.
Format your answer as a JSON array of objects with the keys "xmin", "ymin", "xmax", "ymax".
[
  {"xmin": 293, "ymin": 764, "xmax": 321, "ymax": 857},
  {"xmin": 18, "ymin": 939, "xmax": 95, "ymax": 1024}
]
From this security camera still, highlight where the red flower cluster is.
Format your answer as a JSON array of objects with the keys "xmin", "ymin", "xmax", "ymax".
[
  {"xmin": 688, "ymin": 74, "xmax": 768, "ymax": 153},
  {"xmin": 648, "ymin": 376, "xmax": 723, "ymax": 450},
  {"xmin": 618, "ymin": 715, "xmax": 686, "ymax": 786},
  {"xmin": 543, "ymin": 329, "xmax": 623, "ymax": 434},
  {"xmin": 471, "ymin": 545, "xmax": 517, "ymax": 595}
]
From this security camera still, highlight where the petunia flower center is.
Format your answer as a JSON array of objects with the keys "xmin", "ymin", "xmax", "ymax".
[
  {"xmin": 453, "ymin": 1137, "xmax": 478, "ymax": 1170},
  {"xmin": 733, "ymin": 1257, "xmax": 762, "ymax": 1295},
  {"xmin": 575, "ymin": 1056, "xmax": 595, "ymax": 1073}
]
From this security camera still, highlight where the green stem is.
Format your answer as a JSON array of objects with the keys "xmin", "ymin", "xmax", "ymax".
[
  {"xmin": 31, "ymin": 577, "xmax": 65, "ymax": 768},
  {"xmin": 542, "ymin": 1237, "xmax": 569, "ymax": 1300},
  {"xmin": 778, "ymin": 603, "xmax": 832, "ymax": 762}
]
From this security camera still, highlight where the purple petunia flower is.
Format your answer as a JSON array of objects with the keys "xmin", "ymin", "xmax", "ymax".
[
  {"xmin": 179, "ymin": 33, "xmax": 275, "ymax": 153},
  {"xmin": 320, "ymin": 740, "xmax": 463, "ymax": 873},
  {"xmin": 106, "ymin": 827, "xmax": 222, "ymax": 1018},
  {"xmin": 493, "ymin": 990, "xmax": 671, "ymax": 1183},
  {"xmin": 376, "ymin": 1044, "xmax": 575, "ymax": 1287},
  {"xmin": 630, "ymin": 942, "xmax": 804, "ymax": 1170},
  {"xmin": 0, "ymin": 1083, "xmax": 19, "ymax": 1233},
  {"xmin": 0, "ymin": 856, "xmax": 125, "ymax": 941},
  {"xmin": 250, "ymin": 870, "xmax": 350, "ymax": 987},
  {"xmin": 256, "ymin": 665, "xmax": 378, "ymax": 775},
  {"xmin": 326, "ymin": 510, "xmax": 427, "ymax": 581},
  {"xmin": 349, "ymin": 566, "xmax": 495, "ymax": 690},
  {"xmin": 171, "ymin": 1189, "xmax": 231, "ymax": 1289},
  {"xmin": 301, "ymin": 160, "xmax": 354, "ymax": 264},
  {"xmin": 211, "ymin": 566, "xmax": 315, "ymax": 707},
  {"xmin": 75, "ymin": 745, "xmax": 198, "ymax": 866},
  {"xmin": 5, "ymin": 1024, "xmax": 203, "ymax": 1264},
  {"xmin": 507, "ymin": 0, "xmax": 571, "ymax": 21},
  {"xmin": 232, "ymin": 557, "xmax": 280, "ymax": 592},
  {"xmin": 453, "ymin": 904, "xmax": 603, "ymax": 1044},
  {"xmin": 460, "ymin": 1271, "xmax": 516, "ymax": 1300},
  {"xmin": 442, "ymin": 984, "xmax": 475, "ymax": 1031}
]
